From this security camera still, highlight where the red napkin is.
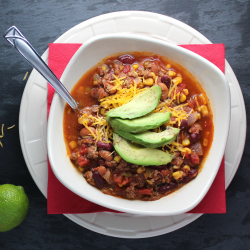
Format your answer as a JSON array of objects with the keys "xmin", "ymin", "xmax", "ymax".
[{"xmin": 47, "ymin": 43, "xmax": 226, "ymax": 214}]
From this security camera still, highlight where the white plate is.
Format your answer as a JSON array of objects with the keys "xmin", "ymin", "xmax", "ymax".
[{"xmin": 19, "ymin": 11, "xmax": 246, "ymax": 238}]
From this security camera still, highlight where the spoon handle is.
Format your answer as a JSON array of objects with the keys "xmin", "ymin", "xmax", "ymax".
[{"xmin": 4, "ymin": 26, "xmax": 78, "ymax": 111}]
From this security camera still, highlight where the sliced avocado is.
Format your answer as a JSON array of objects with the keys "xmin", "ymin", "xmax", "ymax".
[
  {"xmin": 107, "ymin": 112, "xmax": 172, "ymax": 134},
  {"xmin": 115, "ymin": 126, "xmax": 180, "ymax": 148},
  {"xmin": 106, "ymin": 85, "xmax": 161, "ymax": 119},
  {"xmin": 113, "ymin": 133, "xmax": 172, "ymax": 166}
]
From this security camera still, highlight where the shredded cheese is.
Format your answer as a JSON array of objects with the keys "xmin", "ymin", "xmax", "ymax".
[
  {"xmin": 78, "ymin": 113, "xmax": 113, "ymax": 143},
  {"xmin": 7, "ymin": 125, "xmax": 15, "ymax": 130},
  {"xmin": 154, "ymin": 101, "xmax": 190, "ymax": 126},
  {"xmin": 0, "ymin": 140, "xmax": 2, "ymax": 148},
  {"xmin": 23, "ymin": 72, "xmax": 29, "ymax": 81},
  {"xmin": 100, "ymin": 80, "xmax": 147, "ymax": 110},
  {"xmin": 0, "ymin": 124, "xmax": 4, "ymax": 138}
]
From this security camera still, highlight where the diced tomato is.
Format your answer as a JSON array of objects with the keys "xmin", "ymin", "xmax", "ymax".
[
  {"xmin": 77, "ymin": 157, "xmax": 90, "ymax": 167},
  {"xmin": 179, "ymin": 83, "xmax": 186, "ymax": 90},
  {"xmin": 187, "ymin": 99, "xmax": 196, "ymax": 109},
  {"xmin": 190, "ymin": 152, "xmax": 200, "ymax": 164},
  {"xmin": 137, "ymin": 189, "xmax": 152, "ymax": 195},
  {"xmin": 122, "ymin": 177, "xmax": 130, "ymax": 186},
  {"xmin": 113, "ymin": 174, "xmax": 123, "ymax": 184},
  {"xmin": 79, "ymin": 148, "xmax": 88, "ymax": 155},
  {"xmin": 123, "ymin": 65, "xmax": 131, "ymax": 73},
  {"xmin": 161, "ymin": 169, "xmax": 169, "ymax": 176}
]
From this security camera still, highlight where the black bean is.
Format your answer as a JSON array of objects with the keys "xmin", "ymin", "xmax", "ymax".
[
  {"xmin": 158, "ymin": 182, "xmax": 177, "ymax": 193},
  {"xmin": 118, "ymin": 54, "xmax": 136, "ymax": 64},
  {"xmin": 180, "ymin": 119, "xmax": 188, "ymax": 130},
  {"xmin": 97, "ymin": 141, "xmax": 113, "ymax": 151},
  {"xmin": 190, "ymin": 132, "xmax": 201, "ymax": 142},
  {"xmin": 93, "ymin": 171, "xmax": 106, "ymax": 188},
  {"xmin": 161, "ymin": 75, "xmax": 171, "ymax": 88}
]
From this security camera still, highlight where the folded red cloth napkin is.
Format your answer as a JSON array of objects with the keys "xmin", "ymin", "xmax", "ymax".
[{"xmin": 47, "ymin": 43, "xmax": 226, "ymax": 214}]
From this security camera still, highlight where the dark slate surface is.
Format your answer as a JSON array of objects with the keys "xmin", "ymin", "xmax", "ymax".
[{"xmin": 0, "ymin": 0, "xmax": 249, "ymax": 249}]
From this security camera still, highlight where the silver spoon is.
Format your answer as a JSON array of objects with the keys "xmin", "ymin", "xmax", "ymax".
[{"xmin": 4, "ymin": 26, "xmax": 78, "ymax": 111}]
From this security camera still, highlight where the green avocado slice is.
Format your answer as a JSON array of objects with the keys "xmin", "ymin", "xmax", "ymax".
[
  {"xmin": 113, "ymin": 133, "xmax": 173, "ymax": 166},
  {"xmin": 106, "ymin": 112, "xmax": 172, "ymax": 134},
  {"xmin": 115, "ymin": 126, "xmax": 180, "ymax": 148},
  {"xmin": 106, "ymin": 85, "xmax": 161, "ymax": 119}
]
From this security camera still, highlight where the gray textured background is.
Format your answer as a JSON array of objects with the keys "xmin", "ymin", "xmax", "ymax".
[{"xmin": 0, "ymin": 0, "xmax": 249, "ymax": 249}]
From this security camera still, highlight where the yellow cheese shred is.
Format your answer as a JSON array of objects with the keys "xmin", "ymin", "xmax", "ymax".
[
  {"xmin": 100, "ymin": 80, "xmax": 147, "ymax": 110},
  {"xmin": 7, "ymin": 125, "xmax": 15, "ymax": 130},
  {"xmin": 0, "ymin": 140, "xmax": 2, "ymax": 148},
  {"xmin": 0, "ymin": 124, "xmax": 4, "ymax": 138}
]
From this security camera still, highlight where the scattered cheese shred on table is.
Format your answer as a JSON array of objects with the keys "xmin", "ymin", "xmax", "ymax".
[
  {"xmin": 23, "ymin": 72, "xmax": 29, "ymax": 81},
  {"xmin": 0, "ymin": 124, "xmax": 15, "ymax": 148},
  {"xmin": 0, "ymin": 124, "xmax": 4, "ymax": 138},
  {"xmin": 7, "ymin": 125, "xmax": 15, "ymax": 130}
]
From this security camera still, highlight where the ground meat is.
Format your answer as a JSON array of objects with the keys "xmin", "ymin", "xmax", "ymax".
[
  {"xmin": 79, "ymin": 138, "xmax": 95, "ymax": 146},
  {"xmin": 127, "ymin": 71, "xmax": 138, "ymax": 78},
  {"xmin": 70, "ymin": 152, "xmax": 77, "ymax": 161},
  {"xmin": 125, "ymin": 186, "xmax": 138, "ymax": 199},
  {"xmin": 170, "ymin": 156, "xmax": 184, "ymax": 166},
  {"xmin": 138, "ymin": 68, "xmax": 154, "ymax": 78},
  {"xmin": 84, "ymin": 171, "xmax": 95, "ymax": 186},
  {"xmin": 87, "ymin": 146, "xmax": 99, "ymax": 159},
  {"xmin": 116, "ymin": 159, "xmax": 130, "ymax": 172},
  {"xmin": 105, "ymin": 160, "xmax": 117, "ymax": 168},
  {"xmin": 130, "ymin": 174, "xmax": 146, "ymax": 188}
]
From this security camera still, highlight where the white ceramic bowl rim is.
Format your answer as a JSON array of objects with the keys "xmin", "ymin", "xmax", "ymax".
[{"xmin": 47, "ymin": 33, "xmax": 230, "ymax": 216}]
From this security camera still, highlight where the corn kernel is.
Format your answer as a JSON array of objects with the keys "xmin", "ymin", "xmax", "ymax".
[
  {"xmin": 200, "ymin": 105, "xmax": 209, "ymax": 116},
  {"xmin": 203, "ymin": 139, "xmax": 208, "ymax": 146},
  {"xmin": 69, "ymin": 141, "xmax": 77, "ymax": 150},
  {"xmin": 184, "ymin": 148, "xmax": 192, "ymax": 154},
  {"xmin": 100, "ymin": 108, "xmax": 106, "ymax": 116},
  {"xmin": 183, "ymin": 89, "xmax": 189, "ymax": 95},
  {"xmin": 93, "ymin": 80, "xmax": 98, "ymax": 85},
  {"xmin": 101, "ymin": 65, "xmax": 107, "ymax": 71},
  {"xmin": 182, "ymin": 138, "xmax": 190, "ymax": 146},
  {"xmin": 122, "ymin": 171, "xmax": 132, "ymax": 177},
  {"xmin": 132, "ymin": 64, "xmax": 139, "ymax": 70},
  {"xmin": 199, "ymin": 94, "xmax": 207, "ymax": 105},
  {"xmin": 183, "ymin": 165, "xmax": 190, "ymax": 171},
  {"xmin": 172, "ymin": 76, "xmax": 182, "ymax": 85},
  {"xmin": 166, "ymin": 64, "xmax": 171, "ymax": 69},
  {"xmin": 147, "ymin": 180, "xmax": 154, "ymax": 185},
  {"xmin": 173, "ymin": 165, "xmax": 180, "ymax": 169},
  {"xmin": 78, "ymin": 166, "xmax": 84, "ymax": 172},
  {"xmin": 168, "ymin": 70, "xmax": 177, "ymax": 77},
  {"xmin": 197, "ymin": 113, "xmax": 201, "ymax": 120},
  {"xmin": 137, "ymin": 166, "xmax": 146, "ymax": 173},
  {"xmin": 143, "ymin": 78, "xmax": 154, "ymax": 86},
  {"xmin": 180, "ymin": 94, "xmax": 186, "ymax": 103},
  {"xmin": 114, "ymin": 155, "xmax": 121, "ymax": 163},
  {"xmin": 173, "ymin": 171, "xmax": 183, "ymax": 180}
]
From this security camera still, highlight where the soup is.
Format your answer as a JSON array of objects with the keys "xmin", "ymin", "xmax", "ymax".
[{"xmin": 63, "ymin": 52, "xmax": 213, "ymax": 201}]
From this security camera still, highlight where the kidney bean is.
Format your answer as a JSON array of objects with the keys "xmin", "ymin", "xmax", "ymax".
[
  {"xmin": 183, "ymin": 168, "xmax": 198, "ymax": 183},
  {"xmin": 80, "ymin": 127, "xmax": 96, "ymax": 137},
  {"xmin": 190, "ymin": 132, "xmax": 201, "ymax": 142},
  {"xmin": 98, "ymin": 159, "xmax": 105, "ymax": 166},
  {"xmin": 161, "ymin": 75, "xmax": 171, "ymax": 88},
  {"xmin": 99, "ymin": 150, "xmax": 113, "ymax": 162},
  {"xmin": 118, "ymin": 54, "xmax": 136, "ymax": 64},
  {"xmin": 93, "ymin": 171, "xmax": 106, "ymax": 187},
  {"xmin": 158, "ymin": 182, "xmax": 177, "ymax": 193},
  {"xmin": 97, "ymin": 141, "xmax": 113, "ymax": 151},
  {"xmin": 180, "ymin": 119, "xmax": 188, "ymax": 130}
]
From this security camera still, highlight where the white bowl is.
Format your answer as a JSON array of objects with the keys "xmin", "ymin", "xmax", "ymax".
[{"xmin": 47, "ymin": 34, "xmax": 230, "ymax": 216}]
